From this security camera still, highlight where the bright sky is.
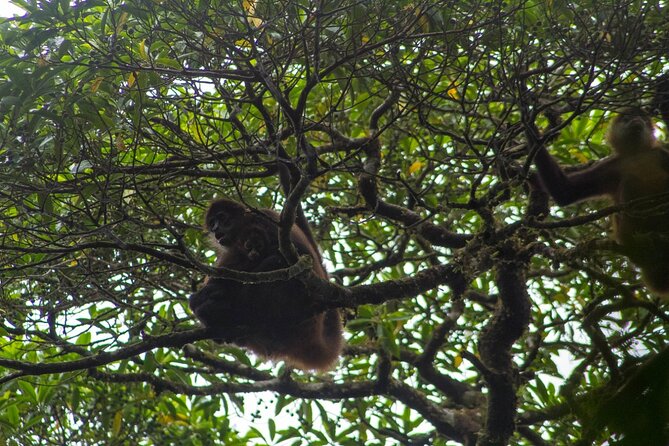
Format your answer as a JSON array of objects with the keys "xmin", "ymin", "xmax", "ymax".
[{"xmin": 0, "ymin": 1, "xmax": 23, "ymax": 17}]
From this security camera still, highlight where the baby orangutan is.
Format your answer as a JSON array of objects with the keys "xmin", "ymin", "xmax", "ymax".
[{"xmin": 189, "ymin": 199, "xmax": 343, "ymax": 370}]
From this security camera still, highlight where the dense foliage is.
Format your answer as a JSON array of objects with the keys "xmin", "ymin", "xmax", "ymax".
[{"xmin": 1, "ymin": 0, "xmax": 668, "ymax": 444}]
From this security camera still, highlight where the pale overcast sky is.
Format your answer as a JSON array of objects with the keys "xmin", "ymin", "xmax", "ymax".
[{"xmin": 0, "ymin": 1, "xmax": 23, "ymax": 17}]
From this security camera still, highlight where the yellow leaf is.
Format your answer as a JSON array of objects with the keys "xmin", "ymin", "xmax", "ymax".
[
  {"xmin": 573, "ymin": 152, "xmax": 589, "ymax": 163},
  {"xmin": 127, "ymin": 72, "xmax": 136, "ymax": 87},
  {"xmin": 623, "ymin": 73, "xmax": 637, "ymax": 83},
  {"xmin": 242, "ymin": 0, "xmax": 256, "ymax": 13},
  {"xmin": 139, "ymin": 39, "xmax": 149, "ymax": 61},
  {"xmin": 157, "ymin": 413, "xmax": 189, "ymax": 426},
  {"xmin": 312, "ymin": 175, "xmax": 328, "ymax": 188},
  {"xmin": 397, "ymin": 98, "xmax": 408, "ymax": 112},
  {"xmin": 235, "ymin": 39, "xmax": 252, "ymax": 48},
  {"xmin": 554, "ymin": 292, "xmax": 569, "ymax": 304},
  {"xmin": 116, "ymin": 12, "xmax": 129, "ymax": 34},
  {"xmin": 157, "ymin": 414, "xmax": 170, "ymax": 425},
  {"xmin": 115, "ymin": 135, "xmax": 126, "ymax": 151},
  {"xmin": 112, "ymin": 410, "xmax": 122, "ymax": 435},
  {"xmin": 408, "ymin": 160, "xmax": 424, "ymax": 175},
  {"xmin": 447, "ymin": 87, "xmax": 459, "ymax": 100},
  {"xmin": 417, "ymin": 13, "xmax": 430, "ymax": 32},
  {"xmin": 189, "ymin": 120, "xmax": 205, "ymax": 144},
  {"xmin": 453, "ymin": 354, "xmax": 463, "ymax": 368},
  {"xmin": 243, "ymin": 0, "xmax": 262, "ymax": 27},
  {"xmin": 90, "ymin": 77, "xmax": 103, "ymax": 93}
]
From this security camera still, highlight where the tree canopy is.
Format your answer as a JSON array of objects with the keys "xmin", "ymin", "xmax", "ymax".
[{"xmin": 1, "ymin": 0, "xmax": 669, "ymax": 445}]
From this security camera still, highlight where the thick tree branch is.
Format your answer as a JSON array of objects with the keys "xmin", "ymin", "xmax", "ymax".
[{"xmin": 477, "ymin": 254, "xmax": 532, "ymax": 446}]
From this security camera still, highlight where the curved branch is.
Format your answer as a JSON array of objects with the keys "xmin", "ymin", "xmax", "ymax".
[
  {"xmin": 389, "ymin": 380, "xmax": 473, "ymax": 443},
  {"xmin": 357, "ymin": 90, "xmax": 472, "ymax": 249},
  {"xmin": 0, "ymin": 329, "xmax": 209, "ymax": 379},
  {"xmin": 477, "ymin": 254, "xmax": 532, "ymax": 446},
  {"xmin": 309, "ymin": 261, "xmax": 468, "ymax": 310}
]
